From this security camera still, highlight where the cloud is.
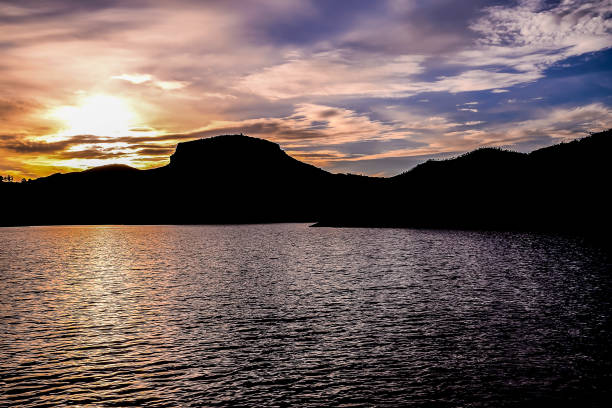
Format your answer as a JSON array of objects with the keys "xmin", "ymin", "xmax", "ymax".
[
  {"xmin": 183, "ymin": 103, "xmax": 410, "ymax": 148},
  {"xmin": 53, "ymin": 148, "xmax": 126, "ymax": 160},
  {"xmin": 155, "ymin": 80, "xmax": 189, "ymax": 90},
  {"xmin": 136, "ymin": 147, "xmax": 175, "ymax": 156},
  {"xmin": 338, "ymin": 102, "xmax": 612, "ymax": 166},
  {"xmin": 458, "ymin": 0, "xmax": 612, "ymax": 75},
  {"xmin": 472, "ymin": 0, "xmax": 612, "ymax": 53},
  {"xmin": 502, "ymin": 102, "xmax": 612, "ymax": 140},
  {"xmin": 240, "ymin": 51, "xmax": 425, "ymax": 99},
  {"xmin": 241, "ymin": 0, "xmax": 612, "ymax": 100},
  {"xmin": 0, "ymin": 134, "xmax": 103, "ymax": 154},
  {"xmin": 0, "ymin": 0, "xmax": 610, "ymax": 179},
  {"xmin": 426, "ymin": 103, "xmax": 612, "ymax": 154},
  {"xmin": 239, "ymin": 56, "xmax": 546, "ymax": 100},
  {"xmin": 112, "ymin": 73, "xmax": 189, "ymax": 90},
  {"xmin": 433, "ymin": 69, "xmax": 543, "ymax": 93},
  {"xmin": 112, "ymin": 73, "xmax": 153, "ymax": 84}
]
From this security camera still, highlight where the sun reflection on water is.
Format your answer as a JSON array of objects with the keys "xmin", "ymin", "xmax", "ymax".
[{"xmin": 1, "ymin": 225, "xmax": 611, "ymax": 406}]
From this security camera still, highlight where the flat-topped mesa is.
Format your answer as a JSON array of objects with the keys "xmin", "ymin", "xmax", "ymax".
[
  {"xmin": 165, "ymin": 134, "xmax": 331, "ymax": 182},
  {"xmin": 168, "ymin": 134, "xmax": 286, "ymax": 171}
]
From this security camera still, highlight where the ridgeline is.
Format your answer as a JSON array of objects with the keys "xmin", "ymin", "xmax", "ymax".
[{"xmin": 2, "ymin": 130, "xmax": 611, "ymax": 236}]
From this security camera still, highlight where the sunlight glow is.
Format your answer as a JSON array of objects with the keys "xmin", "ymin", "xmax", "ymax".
[{"xmin": 50, "ymin": 94, "xmax": 139, "ymax": 136}]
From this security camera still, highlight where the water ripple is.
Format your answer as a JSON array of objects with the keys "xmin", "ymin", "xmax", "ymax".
[{"xmin": 1, "ymin": 225, "xmax": 611, "ymax": 407}]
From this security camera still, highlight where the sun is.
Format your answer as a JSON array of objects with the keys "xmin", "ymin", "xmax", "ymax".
[{"xmin": 50, "ymin": 94, "xmax": 139, "ymax": 136}]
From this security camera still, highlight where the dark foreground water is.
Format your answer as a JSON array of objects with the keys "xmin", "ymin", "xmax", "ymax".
[{"xmin": 1, "ymin": 225, "xmax": 611, "ymax": 407}]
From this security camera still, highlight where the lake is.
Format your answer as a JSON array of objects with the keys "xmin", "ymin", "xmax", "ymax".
[{"xmin": 1, "ymin": 224, "xmax": 611, "ymax": 407}]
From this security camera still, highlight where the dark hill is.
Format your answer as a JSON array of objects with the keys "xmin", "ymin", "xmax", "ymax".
[
  {"xmin": 315, "ymin": 129, "xmax": 612, "ymax": 234},
  {"xmin": 3, "ymin": 134, "xmax": 339, "ymax": 225},
  {"xmin": 1, "ymin": 130, "xmax": 611, "ymax": 235}
]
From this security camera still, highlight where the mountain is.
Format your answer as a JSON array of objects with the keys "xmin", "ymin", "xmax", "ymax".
[
  {"xmin": 1, "ymin": 130, "xmax": 611, "ymax": 235},
  {"xmin": 315, "ymin": 129, "xmax": 612, "ymax": 234},
  {"xmin": 3, "ymin": 135, "xmax": 342, "ymax": 225}
]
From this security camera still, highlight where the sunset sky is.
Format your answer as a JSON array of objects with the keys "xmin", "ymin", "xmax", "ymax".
[{"xmin": 1, "ymin": 0, "xmax": 611, "ymax": 178}]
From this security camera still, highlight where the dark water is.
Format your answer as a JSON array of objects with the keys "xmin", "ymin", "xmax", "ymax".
[{"xmin": 1, "ymin": 224, "xmax": 611, "ymax": 407}]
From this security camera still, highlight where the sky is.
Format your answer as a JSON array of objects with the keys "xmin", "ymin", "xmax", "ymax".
[{"xmin": 1, "ymin": 0, "xmax": 611, "ymax": 179}]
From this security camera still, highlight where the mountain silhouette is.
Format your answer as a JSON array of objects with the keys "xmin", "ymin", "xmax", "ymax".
[
  {"xmin": 3, "ymin": 135, "xmax": 337, "ymax": 225},
  {"xmin": 315, "ymin": 129, "xmax": 612, "ymax": 234},
  {"xmin": 2, "ymin": 130, "xmax": 611, "ymax": 236}
]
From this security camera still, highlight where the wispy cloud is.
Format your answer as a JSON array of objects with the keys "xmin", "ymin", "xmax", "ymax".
[
  {"xmin": 0, "ymin": 0, "xmax": 610, "ymax": 178},
  {"xmin": 112, "ymin": 74, "xmax": 153, "ymax": 84},
  {"xmin": 240, "ymin": 52, "xmax": 425, "ymax": 99},
  {"xmin": 112, "ymin": 74, "xmax": 189, "ymax": 90}
]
